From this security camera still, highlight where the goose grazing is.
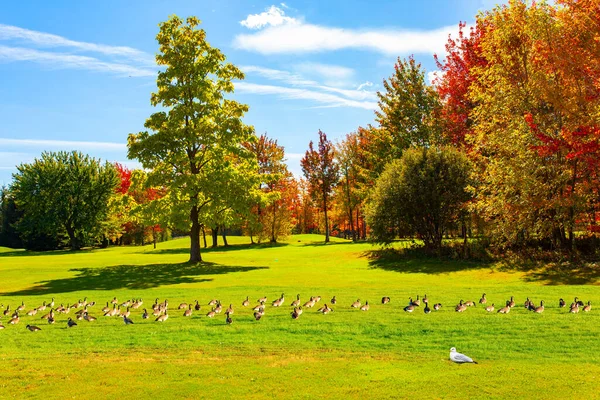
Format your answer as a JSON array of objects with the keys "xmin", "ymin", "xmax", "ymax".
[
  {"xmin": 485, "ymin": 304, "xmax": 495, "ymax": 312},
  {"xmin": 433, "ymin": 303, "xmax": 442, "ymax": 311},
  {"xmin": 360, "ymin": 301, "xmax": 370, "ymax": 311},
  {"xmin": 225, "ymin": 312, "xmax": 232, "ymax": 325},
  {"xmin": 404, "ymin": 304, "xmax": 415, "ymax": 313},
  {"xmin": 320, "ymin": 304, "xmax": 332, "ymax": 314},
  {"xmin": 37, "ymin": 301, "xmax": 47, "ymax": 312},
  {"xmin": 178, "ymin": 302, "xmax": 188, "ymax": 310},
  {"xmin": 449, "ymin": 347, "xmax": 478, "ymax": 364},
  {"xmin": 455, "ymin": 300, "xmax": 467, "ymax": 313},
  {"xmin": 123, "ymin": 315, "xmax": 134, "ymax": 325},
  {"xmin": 242, "ymin": 297, "xmax": 250, "ymax": 307},
  {"xmin": 195, "ymin": 300, "xmax": 201, "ymax": 311},
  {"xmin": 479, "ymin": 293, "xmax": 487, "ymax": 304},
  {"xmin": 9, "ymin": 314, "xmax": 19, "ymax": 325},
  {"xmin": 26, "ymin": 309, "xmax": 38, "ymax": 316},
  {"xmin": 142, "ymin": 309, "xmax": 149, "ymax": 319},
  {"xmin": 84, "ymin": 312, "xmax": 96, "ymax": 322},
  {"xmin": 570, "ymin": 303, "xmax": 580, "ymax": 313},
  {"xmin": 303, "ymin": 298, "xmax": 316, "ymax": 308},
  {"xmin": 206, "ymin": 308, "xmax": 216, "ymax": 318},
  {"xmin": 424, "ymin": 303, "xmax": 431, "ymax": 314},
  {"xmin": 208, "ymin": 299, "xmax": 218, "ymax": 306},
  {"xmin": 508, "ymin": 296, "xmax": 516, "ymax": 308},
  {"xmin": 381, "ymin": 296, "xmax": 391, "ymax": 305},
  {"xmin": 48, "ymin": 314, "xmax": 55, "ymax": 324},
  {"xmin": 152, "ymin": 307, "xmax": 162, "ymax": 317},
  {"xmin": 253, "ymin": 311, "xmax": 263, "ymax": 321},
  {"xmin": 497, "ymin": 301, "xmax": 511, "ymax": 314},
  {"xmin": 253, "ymin": 303, "xmax": 265, "ymax": 312},
  {"xmin": 156, "ymin": 311, "xmax": 169, "ymax": 322},
  {"xmin": 184, "ymin": 305, "xmax": 193, "ymax": 317},
  {"xmin": 583, "ymin": 301, "xmax": 592, "ymax": 312},
  {"xmin": 559, "ymin": 298, "xmax": 566, "ymax": 308},
  {"xmin": 291, "ymin": 294, "xmax": 301, "ymax": 308},
  {"xmin": 464, "ymin": 300, "xmax": 476, "ymax": 307},
  {"xmin": 314, "ymin": 296, "xmax": 322, "ymax": 303},
  {"xmin": 26, "ymin": 324, "xmax": 41, "ymax": 332},
  {"xmin": 120, "ymin": 300, "xmax": 131, "ymax": 308},
  {"xmin": 226, "ymin": 304, "xmax": 234, "ymax": 315},
  {"xmin": 351, "ymin": 299, "xmax": 361, "ymax": 309},
  {"xmin": 331, "ymin": 296, "xmax": 337, "ymax": 305},
  {"xmin": 67, "ymin": 318, "xmax": 77, "ymax": 328},
  {"xmin": 534, "ymin": 300, "xmax": 544, "ymax": 314},
  {"xmin": 258, "ymin": 296, "xmax": 267, "ymax": 303}
]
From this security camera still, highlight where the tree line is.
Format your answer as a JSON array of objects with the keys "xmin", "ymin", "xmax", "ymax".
[{"xmin": 1, "ymin": 1, "xmax": 599, "ymax": 260}]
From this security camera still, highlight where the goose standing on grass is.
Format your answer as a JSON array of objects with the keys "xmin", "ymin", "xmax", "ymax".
[
  {"xmin": 0, "ymin": 323, "xmax": 4, "ymax": 330},
  {"xmin": 242, "ymin": 297, "xmax": 250, "ymax": 307},
  {"xmin": 142, "ymin": 309, "xmax": 149, "ymax": 319},
  {"xmin": 16, "ymin": 302, "xmax": 25, "ymax": 312},
  {"xmin": 360, "ymin": 301, "xmax": 370, "ymax": 311},
  {"xmin": 214, "ymin": 302, "xmax": 223, "ymax": 314},
  {"xmin": 84, "ymin": 312, "xmax": 97, "ymax": 322},
  {"xmin": 534, "ymin": 300, "xmax": 544, "ymax": 314},
  {"xmin": 424, "ymin": 303, "xmax": 431, "ymax": 314},
  {"xmin": 26, "ymin": 325, "xmax": 41, "ymax": 332},
  {"xmin": 9, "ymin": 313, "xmax": 19, "ymax": 325},
  {"xmin": 575, "ymin": 297, "xmax": 585, "ymax": 307},
  {"xmin": 3, "ymin": 305, "xmax": 10, "ymax": 316},
  {"xmin": 498, "ymin": 301, "xmax": 511, "ymax": 314},
  {"xmin": 226, "ymin": 312, "xmax": 232, "ymax": 325},
  {"xmin": 455, "ymin": 300, "xmax": 467, "ymax": 313},
  {"xmin": 449, "ymin": 347, "xmax": 478, "ymax": 364},
  {"xmin": 156, "ymin": 311, "xmax": 169, "ymax": 322},
  {"xmin": 123, "ymin": 315, "xmax": 134, "ymax": 325},
  {"xmin": 433, "ymin": 303, "xmax": 442, "ymax": 311},
  {"xmin": 226, "ymin": 304, "xmax": 234, "ymax": 315},
  {"xmin": 258, "ymin": 296, "xmax": 267, "ymax": 304},
  {"xmin": 26, "ymin": 308, "xmax": 38, "ymax": 316},
  {"xmin": 570, "ymin": 303, "xmax": 580, "ymax": 313},
  {"xmin": 178, "ymin": 302, "xmax": 188, "ymax": 310},
  {"xmin": 291, "ymin": 308, "xmax": 301, "ymax": 319},
  {"xmin": 206, "ymin": 308, "xmax": 216, "ymax": 318},
  {"xmin": 583, "ymin": 301, "xmax": 592, "ymax": 312},
  {"xmin": 37, "ymin": 301, "xmax": 47, "ymax": 312},
  {"xmin": 303, "ymin": 297, "xmax": 316, "ymax": 308},
  {"xmin": 184, "ymin": 305, "xmax": 193, "ymax": 317},
  {"xmin": 559, "ymin": 298, "xmax": 566, "ymax": 308},
  {"xmin": 291, "ymin": 294, "xmax": 301, "ymax": 308},
  {"xmin": 485, "ymin": 304, "xmax": 495, "ymax": 312},
  {"xmin": 479, "ymin": 294, "xmax": 487, "ymax": 304},
  {"xmin": 351, "ymin": 299, "xmax": 361, "ymax": 309},
  {"xmin": 208, "ymin": 299, "xmax": 218, "ymax": 306},
  {"xmin": 67, "ymin": 318, "xmax": 77, "ymax": 328},
  {"xmin": 404, "ymin": 304, "xmax": 415, "ymax": 313},
  {"xmin": 464, "ymin": 300, "xmax": 476, "ymax": 307},
  {"xmin": 253, "ymin": 311, "xmax": 263, "ymax": 321},
  {"xmin": 411, "ymin": 296, "xmax": 421, "ymax": 307},
  {"xmin": 194, "ymin": 300, "xmax": 201, "ymax": 311},
  {"xmin": 381, "ymin": 296, "xmax": 391, "ymax": 305},
  {"xmin": 272, "ymin": 294, "xmax": 285, "ymax": 307},
  {"xmin": 508, "ymin": 296, "xmax": 516, "ymax": 308},
  {"xmin": 331, "ymin": 296, "xmax": 337, "ymax": 305}
]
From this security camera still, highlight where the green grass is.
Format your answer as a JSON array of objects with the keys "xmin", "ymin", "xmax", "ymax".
[{"xmin": 0, "ymin": 235, "xmax": 599, "ymax": 399}]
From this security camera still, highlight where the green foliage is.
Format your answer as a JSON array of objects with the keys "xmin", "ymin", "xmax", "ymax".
[
  {"xmin": 0, "ymin": 187, "xmax": 22, "ymax": 248},
  {"xmin": 10, "ymin": 151, "xmax": 118, "ymax": 250},
  {"xmin": 127, "ymin": 15, "xmax": 258, "ymax": 261},
  {"xmin": 367, "ymin": 147, "xmax": 472, "ymax": 250}
]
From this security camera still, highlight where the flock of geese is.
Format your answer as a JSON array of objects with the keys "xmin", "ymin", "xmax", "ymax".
[{"xmin": 0, "ymin": 292, "xmax": 593, "ymax": 332}]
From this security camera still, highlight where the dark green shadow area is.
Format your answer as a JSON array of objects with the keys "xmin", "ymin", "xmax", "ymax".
[
  {"xmin": 365, "ymin": 248, "xmax": 488, "ymax": 274},
  {"xmin": 0, "ymin": 248, "xmax": 100, "ymax": 258},
  {"xmin": 147, "ymin": 242, "xmax": 289, "ymax": 255},
  {"xmin": 1, "ymin": 262, "xmax": 268, "ymax": 296},
  {"xmin": 518, "ymin": 263, "xmax": 600, "ymax": 285}
]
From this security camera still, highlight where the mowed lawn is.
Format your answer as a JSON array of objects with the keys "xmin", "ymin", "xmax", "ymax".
[{"xmin": 0, "ymin": 235, "xmax": 599, "ymax": 399}]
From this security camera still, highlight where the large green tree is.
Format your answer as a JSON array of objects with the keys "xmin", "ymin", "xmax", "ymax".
[
  {"xmin": 128, "ymin": 15, "xmax": 256, "ymax": 262},
  {"xmin": 11, "ymin": 151, "xmax": 118, "ymax": 250}
]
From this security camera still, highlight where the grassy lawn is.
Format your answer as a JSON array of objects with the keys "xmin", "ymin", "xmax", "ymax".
[{"xmin": 0, "ymin": 235, "xmax": 599, "ymax": 399}]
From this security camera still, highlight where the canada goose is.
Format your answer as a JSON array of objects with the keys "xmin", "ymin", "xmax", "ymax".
[
  {"xmin": 314, "ymin": 296, "xmax": 322, "ymax": 303},
  {"xmin": 404, "ymin": 305, "xmax": 415, "ymax": 313},
  {"xmin": 351, "ymin": 299, "xmax": 361, "ymax": 308},
  {"xmin": 76, "ymin": 313, "xmax": 84, "ymax": 321},
  {"xmin": 455, "ymin": 300, "xmax": 467, "ymax": 312},
  {"xmin": 253, "ymin": 303, "xmax": 265, "ymax": 312},
  {"xmin": 360, "ymin": 301, "xmax": 370, "ymax": 311},
  {"xmin": 258, "ymin": 296, "xmax": 267, "ymax": 303},
  {"xmin": 37, "ymin": 301, "xmax": 47, "ymax": 312},
  {"xmin": 295, "ymin": 306, "xmax": 303, "ymax": 316},
  {"xmin": 508, "ymin": 296, "xmax": 516, "ymax": 308},
  {"xmin": 381, "ymin": 296, "xmax": 391, "ymax": 304},
  {"xmin": 225, "ymin": 304, "xmax": 233, "ymax": 315},
  {"xmin": 527, "ymin": 301, "xmax": 537, "ymax": 312},
  {"xmin": 226, "ymin": 312, "xmax": 232, "ymax": 325},
  {"xmin": 26, "ymin": 309, "xmax": 38, "ymax": 316},
  {"xmin": 48, "ymin": 316, "xmax": 55, "ymax": 324},
  {"xmin": 184, "ymin": 304, "xmax": 193, "ymax": 317},
  {"xmin": 331, "ymin": 296, "xmax": 337, "ymax": 305},
  {"xmin": 123, "ymin": 308, "xmax": 131, "ymax": 318},
  {"xmin": 433, "ymin": 303, "xmax": 442, "ymax": 310},
  {"xmin": 41, "ymin": 309, "xmax": 54, "ymax": 320},
  {"xmin": 583, "ymin": 301, "xmax": 592, "ymax": 312},
  {"xmin": 3, "ymin": 305, "xmax": 10, "ymax": 316},
  {"xmin": 0, "ymin": 323, "xmax": 4, "ymax": 329},
  {"xmin": 16, "ymin": 302, "xmax": 25, "ymax": 312},
  {"xmin": 412, "ymin": 295, "xmax": 421, "ymax": 307},
  {"xmin": 570, "ymin": 303, "xmax": 580, "ymax": 313},
  {"xmin": 534, "ymin": 300, "xmax": 545, "ymax": 314},
  {"xmin": 102, "ymin": 302, "xmax": 110, "ymax": 313},
  {"xmin": 131, "ymin": 300, "xmax": 141, "ymax": 309},
  {"xmin": 254, "ymin": 311, "xmax": 263, "ymax": 320},
  {"xmin": 84, "ymin": 312, "xmax": 97, "ymax": 322},
  {"xmin": 111, "ymin": 297, "xmax": 118, "ymax": 305},
  {"xmin": 320, "ymin": 304, "xmax": 332, "ymax": 314},
  {"xmin": 485, "ymin": 304, "xmax": 495, "ymax": 312},
  {"xmin": 49, "ymin": 298, "xmax": 55, "ymax": 308},
  {"xmin": 291, "ymin": 308, "xmax": 301, "ymax": 319},
  {"xmin": 67, "ymin": 318, "xmax": 77, "ymax": 328},
  {"xmin": 123, "ymin": 315, "xmax": 134, "ymax": 325},
  {"xmin": 214, "ymin": 303, "xmax": 223, "ymax": 314},
  {"xmin": 9, "ymin": 314, "xmax": 19, "ymax": 324},
  {"xmin": 575, "ymin": 297, "xmax": 585, "ymax": 307},
  {"xmin": 291, "ymin": 294, "xmax": 301, "ymax": 307},
  {"xmin": 206, "ymin": 308, "xmax": 216, "ymax": 318},
  {"xmin": 152, "ymin": 299, "xmax": 160, "ymax": 310},
  {"xmin": 424, "ymin": 303, "xmax": 431, "ymax": 314},
  {"xmin": 142, "ymin": 309, "xmax": 149, "ymax": 319},
  {"xmin": 303, "ymin": 298, "xmax": 316, "ymax": 308},
  {"xmin": 272, "ymin": 294, "xmax": 285, "ymax": 307},
  {"xmin": 178, "ymin": 302, "xmax": 188, "ymax": 310},
  {"xmin": 26, "ymin": 324, "xmax": 41, "ymax": 332},
  {"xmin": 195, "ymin": 300, "xmax": 201, "ymax": 311},
  {"xmin": 464, "ymin": 300, "xmax": 476, "ymax": 307},
  {"xmin": 156, "ymin": 311, "xmax": 169, "ymax": 322},
  {"xmin": 423, "ymin": 294, "xmax": 429, "ymax": 304},
  {"xmin": 120, "ymin": 300, "xmax": 131, "ymax": 308},
  {"xmin": 524, "ymin": 297, "xmax": 532, "ymax": 308},
  {"xmin": 559, "ymin": 298, "xmax": 566, "ymax": 308},
  {"xmin": 242, "ymin": 297, "xmax": 250, "ymax": 307},
  {"xmin": 152, "ymin": 308, "xmax": 162, "ymax": 317},
  {"xmin": 498, "ymin": 301, "xmax": 511, "ymax": 314},
  {"xmin": 479, "ymin": 293, "xmax": 487, "ymax": 304}
]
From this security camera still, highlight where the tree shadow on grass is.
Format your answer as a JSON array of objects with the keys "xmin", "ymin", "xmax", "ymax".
[
  {"xmin": 510, "ymin": 262, "xmax": 600, "ymax": 285},
  {"xmin": 0, "ymin": 248, "xmax": 100, "ymax": 258},
  {"xmin": 365, "ymin": 248, "xmax": 489, "ymax": 274},
  {"xmin": 149, "ymin": 242, "xmax": 289, "ymax": 255},
  {"xmin": 1, "ymin": 262, "xmax": 268, "ymax": 296}
]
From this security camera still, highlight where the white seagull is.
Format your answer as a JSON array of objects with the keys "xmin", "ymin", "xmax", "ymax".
[{"xmin": 449, "ymin": 347, "xmax": 478, "ymax": 364}]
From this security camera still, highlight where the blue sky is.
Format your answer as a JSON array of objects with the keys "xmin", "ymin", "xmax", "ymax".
[{"xmin": 0, "ymin": 0, "xmax": 498, "ymax": 185}]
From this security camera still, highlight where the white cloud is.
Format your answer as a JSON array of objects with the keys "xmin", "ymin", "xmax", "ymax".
[
  {"xmin": 0, "ymin": 24, "xmax": 155, "ymax": 66},
  {"xmin": 0, "ymin": 138, "xmax": 126, "ymax": 151},
  {"xmin": 0, "ymin": 45, "xmax": 156, "ymax": 77},
  {"xmin": 427, "ymin": 70, "xmax": 444, "ymax": 85},
  {"xmin": 234, "ymin": 22, "xmax": 458, "ymax": 55},
  {"xmin": 296, "ymin": 62, "xmax": 355, "ymax": 80},
  {"xmin": 235, "ymin": 82, "xmax": 377, "ymax": 110},
  {"xmin": 240, "ymin": 6, "xmax": 298, "ymax": 30},
  {"xmin": 357, "ymin": 81, "xmax": 374, "ymax": 91}
]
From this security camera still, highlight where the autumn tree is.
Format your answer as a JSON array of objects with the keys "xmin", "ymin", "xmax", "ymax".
[
  {"xmin": 301, "ymin": 130, "xmax": 339, "ymax": 242},
  {"xmin": 128, "ymin": 16, "xmax": 257, "ymax": 262}
]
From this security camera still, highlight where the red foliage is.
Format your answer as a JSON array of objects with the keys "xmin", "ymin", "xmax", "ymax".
[{"xmin": 114, "ymin": 163, "xmax": 132, "ymax": 194}]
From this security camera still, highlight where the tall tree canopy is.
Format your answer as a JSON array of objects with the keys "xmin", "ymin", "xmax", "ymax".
[
  {"xmin": 128, "ymin": 15, "xmax": 257, "ymax": 262},
  {"xmin": 11, "ymin": 151, "xmax": 118, "ymax": 250}
]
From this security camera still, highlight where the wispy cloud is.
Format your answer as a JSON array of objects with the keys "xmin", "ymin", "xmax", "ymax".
[
  {"xmin": 235, "ymin": 82, "xmax": 377, "ymax": 110},
  {"xmin": 0, "ymin": 24, "xmax": 155, "ymax": 66},
  {"xmin": 235, "ymin": 7, "xmax": 458, "ymax": 56},
  {"xmin": 0, "ymin": 138, "xmax": 126, "ymax": 151},
  {"xmin": 296, "ymin": 62, "xmax": 355, "ymax": 80},
  {"xmin": 0, "ymin": 45, "xmax": 156, "ymax": 77},
  {"xmin": 240, "ymin": 5, "xmax": 299, "ymax": 30}
]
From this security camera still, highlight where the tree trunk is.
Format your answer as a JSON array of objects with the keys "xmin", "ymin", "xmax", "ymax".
[
  {"xmin": 189, "ymin": 205, "xmax": 202, "ymax": 262},
  {"xmin": 153, "ymin": 228, "xmax": 157, "ymax": 249},
  {"xmin": 65, "ymin": 225, "xmax": 80, "ymax": 250},
  {"xmin": 221, "ymin": 226, "xmax": 228, "ymax": 247},
  {"xmin": 323, "ymin": 196, "xmax": 330, "ymax": 243},
  {"xmin": 211, "ymin": 226, "xmax": 219, "ymax": 248},
  {"xmin": 201, "ymin": 226, "xmax": 207, "ymax": 248}
]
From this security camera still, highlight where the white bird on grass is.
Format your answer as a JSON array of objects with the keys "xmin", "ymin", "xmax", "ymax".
[{"xmin": 450, "ymin": 347, "xmax": 478, "ymax": 364}]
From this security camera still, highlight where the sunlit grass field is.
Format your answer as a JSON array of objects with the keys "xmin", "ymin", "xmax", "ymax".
[{"xmin": 0, "ymin": 235, "xmax": 599, "ymax": 399}]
